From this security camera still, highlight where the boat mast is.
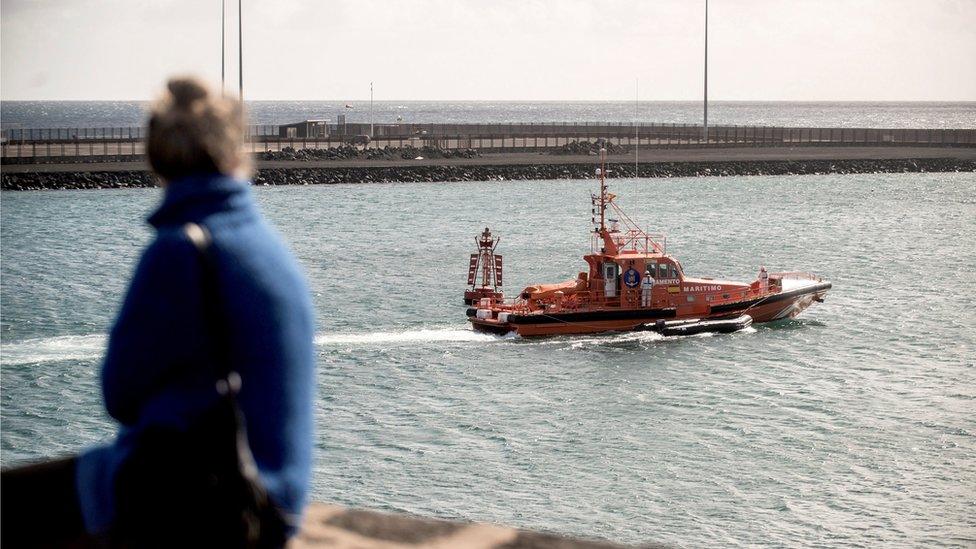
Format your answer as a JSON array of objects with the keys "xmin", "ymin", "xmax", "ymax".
[
  {"xmin": 482, "ymin": 253, "xmax": 491, "ymax": 287},
  {"xmin": 481, "ymin": 232, "xmax": 490, "ymax": 287},
  {"xmin": 599, "ymin": 147, "xmax": 607, "ymax": 232},
  {"xmin": 595, "ymin": 147, "xmax": 621, "ymax": 256},
  {"xmin": 476, "ymin": 228, "xmax": 499, "ymax": 290},
  {"xmin": 482, "ymin": 241, "xmax": 494, "ymax": 288}
]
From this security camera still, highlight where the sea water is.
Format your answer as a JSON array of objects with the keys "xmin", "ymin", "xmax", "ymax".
[
  {"xmin": 3, "ymin": 100, "xmax": 975, "ymax": 129},
  {"xmin": 2, "ymin": 173, "xmax": 975, "ymax": 546}
]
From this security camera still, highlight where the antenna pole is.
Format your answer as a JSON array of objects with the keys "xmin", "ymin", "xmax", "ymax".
[
  {"xmin": 238, "ymin": 0, "xmax": 243, "ymax": 102},
  {"xmin": 370, "ymin": 82, "xmax": 374, "ymax": 138},
  {"xmin": 635, "ymin": 78, "xmax": 639, "ymax": 178},
  {"xmin": 703, "ymin": 0, "xmax": 708, "ymax": 144},
  {"xmin": 221, "ymin": 0, "xmax": 225, "ymax": 92}
]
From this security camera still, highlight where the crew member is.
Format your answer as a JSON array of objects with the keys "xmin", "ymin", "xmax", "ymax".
[
  {"xmin": 641, "ymin": 269, "xmax": 654, "ymax": 307},
  {"xmin": 759, "ymin": 265, "xmax": 769, "ymax": 292}
]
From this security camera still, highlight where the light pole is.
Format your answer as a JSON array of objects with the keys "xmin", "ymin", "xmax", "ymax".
[
  {"xmin": 703, "ymin": 0, "xmax": 708, "ymax": 144},
  {"xmin": 238, "ymin": 0, "xmax": 243, "ymax": 102},
  {"xmin": 220, "ymin": 0, "xmax": 225, "ymax": 92}
]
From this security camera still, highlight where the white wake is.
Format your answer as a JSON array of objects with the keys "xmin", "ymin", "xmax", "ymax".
[
  {"xmin": 1, "ymin": 334, "xmax": 107, "ymax": 366},
  {"xmin": 0, "ymin": 323, "xmax": 751, "ymax": 364},
  {"xmin": 0, "ymin": 327, "xmax": 501, "ymax": 365},
  {"xmin": 315, "ymin": 328, "xmax": 500, "ymax": 346}
]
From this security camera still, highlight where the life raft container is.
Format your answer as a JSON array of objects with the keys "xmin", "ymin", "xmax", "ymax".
[{"xmin": 638, "ymin": 314, "xmax": 752, "ymax": 337}]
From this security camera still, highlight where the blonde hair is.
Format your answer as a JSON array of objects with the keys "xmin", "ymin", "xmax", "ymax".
[{"xmin": 147, "ymin": 77, "xmax": 251, "ymax": 182}]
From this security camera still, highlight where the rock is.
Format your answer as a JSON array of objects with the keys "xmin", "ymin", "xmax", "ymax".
[
  {"xmin": 3, "ymin": 158, "xmax": 974, "ymax": 190},
  {"xmin": 549, "ymin": 140, "xmax": 630, "ymax": 156}
]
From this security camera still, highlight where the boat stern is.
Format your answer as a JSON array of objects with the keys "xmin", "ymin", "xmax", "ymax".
[{"xmin": 466, "ymin": 307, "xmax": 515, "ymax": 334}]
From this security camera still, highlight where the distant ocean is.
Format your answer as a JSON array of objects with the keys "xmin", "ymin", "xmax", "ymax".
[{"xmin": 2, "ymin": 101, "xmax": 974, "ymax": 130}]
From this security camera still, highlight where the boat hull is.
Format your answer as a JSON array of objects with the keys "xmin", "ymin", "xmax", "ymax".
[{"xmin": 469, "ymin": 281, "xmax": 831, "ymax": 336}]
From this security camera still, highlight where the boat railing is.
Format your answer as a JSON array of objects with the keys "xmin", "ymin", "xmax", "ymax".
[
  {"xmin": 698, "ymin": 288, "xmax": 747, "ymax": 302},
  {"xmin": 591, "ymin": 230, "xmax": 667, "ymax": 255},
  {"xmin": 521, "ymin": 289, "xmax": 644, "ymax": 313},
  {"xmin": 774, "ymin": 271, "xmax": 823, "ymax": 282}
]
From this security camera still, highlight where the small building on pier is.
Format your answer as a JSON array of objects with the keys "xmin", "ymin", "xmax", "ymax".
[{"xmin": 279, "ymin": 119, "xmax": 330, "ymax": 138}]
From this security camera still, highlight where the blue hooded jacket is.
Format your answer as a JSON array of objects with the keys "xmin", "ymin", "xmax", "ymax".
[{"xmin": 75, "ymin": 174, "xmax": 315, "ymax": 534}]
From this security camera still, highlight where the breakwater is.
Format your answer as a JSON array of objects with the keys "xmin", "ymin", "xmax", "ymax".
[{"xmin": 3, "ymin": 157, "xmax": 973, "ymax": 191}]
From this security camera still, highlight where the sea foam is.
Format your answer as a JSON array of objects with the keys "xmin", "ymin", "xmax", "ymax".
[
  {"xmin": 1, "ymin": 334, "xmax": 107, "ymax": 365},
  {"xmin": 315, "ymin": 328, "xmax": 499, "ymax": 346}
]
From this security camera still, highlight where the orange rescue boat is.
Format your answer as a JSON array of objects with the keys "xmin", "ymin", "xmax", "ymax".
[{"xmin": 466, "ymin": 149, "xmax": 831, "ymax": 336}]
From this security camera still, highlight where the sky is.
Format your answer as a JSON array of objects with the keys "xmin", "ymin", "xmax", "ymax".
[{"xmin": 2, "ymin": 0, "xmax": 975, "ymax": 101}]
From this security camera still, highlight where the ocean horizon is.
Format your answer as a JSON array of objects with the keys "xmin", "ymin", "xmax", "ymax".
[{"xmin": 3, "ymin": 100, "xmax": 975, "ymax": 130}]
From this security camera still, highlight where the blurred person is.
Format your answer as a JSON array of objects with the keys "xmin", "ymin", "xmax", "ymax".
[{"xmin": 1, "ymin": 76, "xmax": 315, "ymax": 547}]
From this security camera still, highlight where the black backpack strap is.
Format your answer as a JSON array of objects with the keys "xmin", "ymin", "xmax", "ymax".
[{"xmin": 183, "ymin": 222, "xmax": 239, "ymax": 392}]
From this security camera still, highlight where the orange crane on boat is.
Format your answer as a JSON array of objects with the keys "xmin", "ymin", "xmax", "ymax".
[{"xmin": 464, "ymin": 227, "xmax": 503, "ymax": 305}]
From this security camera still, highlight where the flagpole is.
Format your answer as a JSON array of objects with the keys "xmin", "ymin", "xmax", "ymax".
[
  {"xmin": 635, "ymin": 78, "xmax": 639, "ymax": 178},
  {"xmin": 369, "ymin": 82, "xmax": 374, "ymax": 138}
]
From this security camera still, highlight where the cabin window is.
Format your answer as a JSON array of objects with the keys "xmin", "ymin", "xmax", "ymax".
[
  {"xmin": 687, "ymin": 295, "xmax": 695, "ymax": 302},
  {"xmin": 657, "ymin": 264, "xmax": 669, "ymax": 279}
]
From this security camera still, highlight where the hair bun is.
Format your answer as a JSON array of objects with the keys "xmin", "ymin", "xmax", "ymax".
[
  {"xmin": 148, "ymin": 75, "xmax": 249, "ymax": 181},
  {"xmin": 167, "ymin": 77, "xmax": 208, "ymax": 109}
]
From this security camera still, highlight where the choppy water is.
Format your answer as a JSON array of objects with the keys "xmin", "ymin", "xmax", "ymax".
[
  {"xmin": 3, "ymin": 100, "xmax": 975, "ymax": 130},
  {"xmin": 2, "ymin": 173, "xmax": 975, "ymax": 547}
]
